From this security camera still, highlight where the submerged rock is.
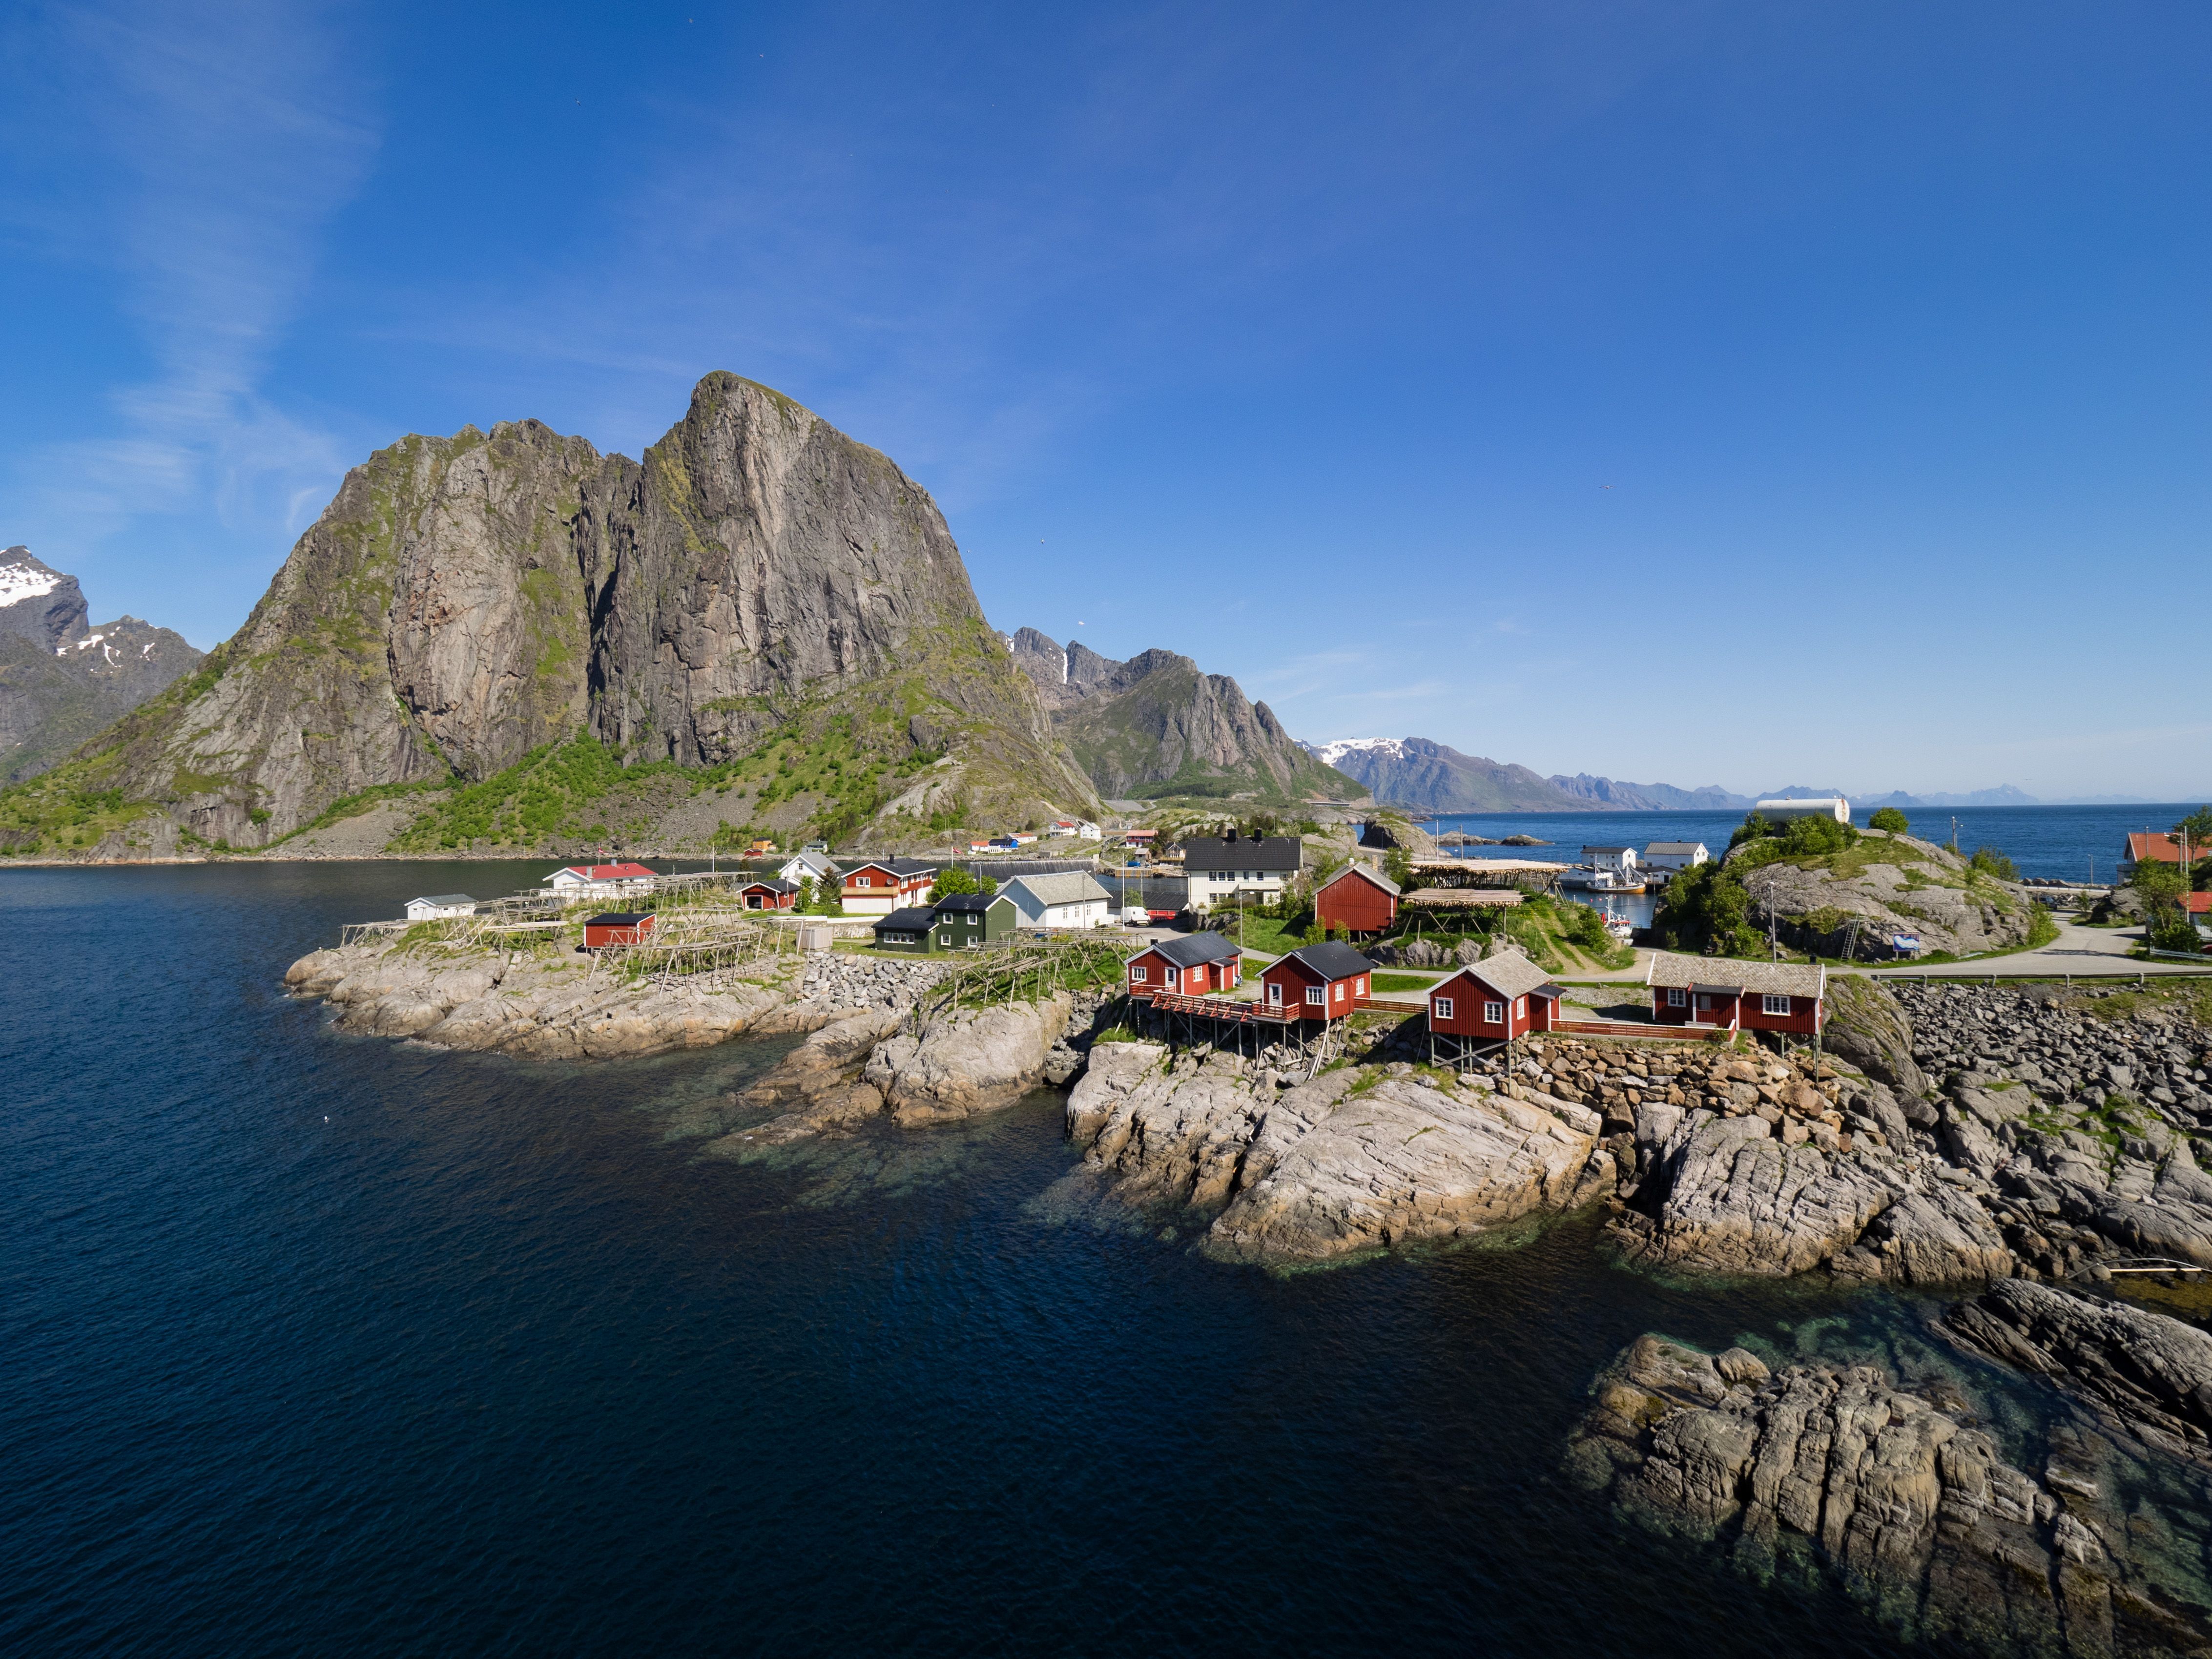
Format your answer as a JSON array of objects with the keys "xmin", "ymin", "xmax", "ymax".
[
  {"xmin": 1945, "ymin": 1279, "xmax": 2212, "ymax": 1465},
  {"xmin": 1569, "ymin": 1332, "xmax": 2212, "ymax": 1658}
]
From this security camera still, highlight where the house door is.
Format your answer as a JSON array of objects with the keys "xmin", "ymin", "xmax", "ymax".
[{"xmin": 1692, "ymin": 994, "xmax": 1717, "ymax": 1025}]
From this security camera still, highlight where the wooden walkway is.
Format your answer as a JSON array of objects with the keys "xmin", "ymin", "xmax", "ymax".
[{"xmin": 1144, "ymin": 990, "xmax": 1297, "ymax": 1026}]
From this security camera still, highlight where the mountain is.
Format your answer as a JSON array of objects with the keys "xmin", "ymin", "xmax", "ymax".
[
  {"xmin": 0, "ymin": 547, "xmax": 202, "ymax": 783},
  {"xmin": 1303, "ymin": 737, "xmax": 1587, "ymax": 812},
  {"xmin": 1547, "ymin": 773, "xmax": 1753, "ymax": 811},
  {"xmin": 0, "ymin": 374, "xmax": 1094, "ymax": 856},
  {"xmin": 1012, "ymin": 630, "xmax": 1356, "ymax": 802},
  {"xmin": 1859, "ymin": 787, "xmax": 2039, "ymax": 809}
]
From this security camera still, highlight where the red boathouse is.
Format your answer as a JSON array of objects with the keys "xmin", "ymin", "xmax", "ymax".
[
  {"xmin": 1425, "ymin": 952, "xmax": 1563, "ymax": 1053},
  {"xmin": 1258, "ymin": 942, "xmax": 1374, "ymax": 1023},
  {"xmin": 1645, "ymin": 954, "xmax": 1825, "ymax": 1036},
  {"xmin": 1314, "ymin": 863, "xmax": 1401, "ymax": 935},
  {"xmin": 582, "ymin": 912, "xmax": 655, "ymax": 949},
  {"xmin": 1124, "ymin": 934, "xmax": 1244, "ymax": 1002}
]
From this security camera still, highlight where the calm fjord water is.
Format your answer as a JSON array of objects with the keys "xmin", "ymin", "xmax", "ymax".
[{"xmin": 2, "ymin": 863, "xmax": 2014, "ymax": 1656}]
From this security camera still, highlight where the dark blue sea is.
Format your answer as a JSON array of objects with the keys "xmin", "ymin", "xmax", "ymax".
[
  {"xmin": 1422, "ymin": 802, "xmax": 2204, "ymax": 884},
  {"xmin": 0, "ymin": 861, "xmax": 2112, "ymax": 1654}
]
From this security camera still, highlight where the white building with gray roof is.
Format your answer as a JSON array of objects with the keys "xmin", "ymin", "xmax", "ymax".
[{"xmin": 1001, "ymin": 871, "xmax": 1114, "ymax": 930}]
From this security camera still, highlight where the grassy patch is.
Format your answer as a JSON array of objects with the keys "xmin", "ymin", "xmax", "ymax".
[{"xmin": 1371, "ymin": 972, "xmax": 1441, "ymax": 993}]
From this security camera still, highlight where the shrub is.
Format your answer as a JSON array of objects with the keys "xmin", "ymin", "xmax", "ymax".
[
  {"xmin": 1654, "ymin": 861, "xmax": 1761, "ymax": 955},
  {"xmin": 1969, "ymin": 846, "xmax": 2021, "ymax": 882},
  {"xmin": 1869, "ymin": 806, "xmax": 1910, "ymax": 834}
]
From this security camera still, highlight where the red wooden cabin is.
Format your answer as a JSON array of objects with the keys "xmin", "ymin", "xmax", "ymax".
[
  {"xmin": 841, "ymin": 859, "xmax": 937, "ymax": 915},
  {"xmin": 1125, "ymin": 934, "xmax": 1244, "ymax": 1002},
  {"xmin": 582, "ymin": 912, "xmax": 655, "ymax": 949},
  {"xmin": 1646, "ymin": 954, "xmax": 1825, "ymax": 1036},
  {"xmin": 1426, "ymin": 953, "xmax": 1562, "ymax": 1043},
  {"xmin": 738, "ymin": 878, "xmax": 798, "ymax": 911},
  {"xmin": 1258, "ymin": 943, "xmax": 1375, "ymax": 1023},
  {"xmin": 1314, "ymin": 864, "xmax": 1401, "ymax": 934}
]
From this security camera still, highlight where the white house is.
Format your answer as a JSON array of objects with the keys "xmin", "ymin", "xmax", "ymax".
[
  {"xmin": 542, "ymin": 862, "xmax": 658, "ymax": 900},
  {"xmin": 1001, "ymin": 871, "xmax": 1114, "ymax": 929},
  {"xmin": 1755, "ymin": 796, "xmax": 1851, "ymax": 823},
  {"xmin": 405, "ymin": 893, "xmax": 477, "ymax": 920},
  {"xmin": 1178, "ymin": 834, "xmax": 1303, "ymax": 912},
  {"xmin": 777, "ymin": 849, "xmax": 840, "ymax": 887},
  {"xmin": 1641, "ymin": 841, "xmax": 1709, "ymax": 871},
  {"xmin": 1582, "ymin": 845, "xmax": 1638, "ymax": 878}
]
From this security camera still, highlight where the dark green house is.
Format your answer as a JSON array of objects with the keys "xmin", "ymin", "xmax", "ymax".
[
  {"xmin": 872, "ymin": 906, "xmax": 938, "ymax": 954},
  {"xmin": 932, "ymin": 891, "xmax": 1017, "ymax": 951}
]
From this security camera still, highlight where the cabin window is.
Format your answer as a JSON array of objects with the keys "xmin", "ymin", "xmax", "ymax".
[
  {"xmin": 1667, "ymin": 987, "xmax": 1687, "ymax": 1008},
  {"xmin": 1484, "ymin": 1000, "xmax": 1504, "ymax": 1023},
  {"xmin": 1514, "ymin": 997, "xmax": 1526, "ymax": 1017},
  {"xmin": 1131, "ymin": 966, "xmax": 1147, "ymax": 983},
  {"xmin": 856, "ymin": 876, "xmax": 872, "ymax": 887},
  {"xmin": 1357, "ymin": 976, "xmax": 1368, "ymax": 995},
  {"xmin": 1305, "ymin": 986, "xmax": 1324, "ymax": 1007},
  {"xmin": 1433, "ymin": 997, "xmax": 1454, "ymax": 1020},
  {"xmin": 1762, "ymin": 994, "xmax": 1791, "ymax": 1016}
]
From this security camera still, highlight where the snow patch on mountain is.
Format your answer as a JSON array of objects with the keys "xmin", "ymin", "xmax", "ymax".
[
  {"xmin": 1302, "ymin": 737, "xmax": 1406, "ymax": 767},
  {"xmin": 0, "ymin": 558, "xmax": 61, "ymax": 609}
]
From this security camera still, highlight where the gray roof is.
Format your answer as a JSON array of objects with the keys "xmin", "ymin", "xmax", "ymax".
[
  {"xmin": 1645, "ymin": 953, "xmax": 1826, "ymax": 998},
  {"xmin": 1439, "ymin": 951, "xmax": 1552, "ymax": 1000},
  {"xmin": 873, "ymin": 906, "xmax": 937, "ymax": 932},
  {"xmin": 1005, "ymin": 871, "xmax": 1111, "ymax": 907},
  {"xmin": 1581, "ymin": 846, "xmax": 1631, "ymax": 855},
  {"xmin": 1279, "ymin": 942, "xmax": 1376, "ymax": 981},
  {"xmin": 848, "ymin": 857, "xmax": 937, "ymax": 878},
  {"xmin": 1135, "ymin": 933, "xmax": 1242, "ymax": 970},
  {"xmin": 1643, "ymin": 842, "xmax": 1708, "ymax": 855},
  {"xmin": 1179, "ymin": 835, "xmax": 1303, "ymax": 873},
  {"xmin": 1319, "ymin": 862, "xmax": 1400, "ymax": 897},
  {"xmin": 410, "ymin": 893, "xmax": 475, "ymax": 907},
  {"xmin": 740, "ymin": 877, "xmax": 799, "ymax": 894}
]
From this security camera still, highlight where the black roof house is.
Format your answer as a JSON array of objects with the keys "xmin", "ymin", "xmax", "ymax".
[
  {"xmin": 1180, "ymin": 834, "xmax": 1303, "ymax": 873},
  {"xmin": 1138, "ymin": 933, "xmax": 1242, "ymax": 970},
  {"xmin": 1279, "ymin": 942, "xmax": 1376, "ymax": 981},
  {"xmin": 934, "ymin": 891, "xmax": 1011, "ymax": 913},
  {"xmin": 872, "ymin": 906, "xmax": 937, "ymax": 933}
]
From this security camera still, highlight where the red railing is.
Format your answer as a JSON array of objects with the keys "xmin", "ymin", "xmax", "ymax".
[{"xmin": 1145, "ymin": 990, "xmax": 1298, "ymax": 1025}]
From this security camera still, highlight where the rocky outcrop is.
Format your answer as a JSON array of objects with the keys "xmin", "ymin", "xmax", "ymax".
[
  {"xmin": 10, "ymin": 375, "xmax": 1095, "ymax": 852},
  {"xmin": 1064, "ymin": 1043, "xmax": 1612, "ymax": 1265},
  {"xmin": 1569, "ymin": 1333, "xmax": 2212, "ymax": 1659},
  {"xmin": 863, "ymin": 994, "xmax": 1074, "ymax": 1124},
  {"xmin": 0, "ymin": 546, "xmax": 202, "ymax": 784},
  {"xmin": 1736, "ymin": 831, "xmax": 2040, "ymax": 958},
  {"xmin": 285, "ymin": 937, "xmax": 806, "ymax": 1060},
  {"xmin": 1946, "ymin": 1279, "xmax": 2212, "ymax": 1465},
  {"xmin": 1822, "ymin": 974, "xmax": 1929, "ymax": 1099},
  {"xmin": 1012, "ymin": 631, "xmax": 1351, "ymax": 802}
]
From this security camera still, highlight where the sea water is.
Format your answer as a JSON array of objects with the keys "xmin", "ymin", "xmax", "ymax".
[{"xmin": 0, "ymin": 861, "xmax": 2103, "ymax": 1655}]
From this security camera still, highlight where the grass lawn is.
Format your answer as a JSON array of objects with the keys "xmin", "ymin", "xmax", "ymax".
[{"xmin": 1371, "ymin": 971, "xmax": 1443, "ymax": 993}]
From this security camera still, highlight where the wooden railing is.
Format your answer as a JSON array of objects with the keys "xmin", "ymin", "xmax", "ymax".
[{"xmin": 1145, "ymin": 990, "xmax": 1297, "ymax": 1025}]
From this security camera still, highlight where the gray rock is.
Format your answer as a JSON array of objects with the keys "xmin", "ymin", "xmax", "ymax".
[
  {"xmin": 1569, "ymin": 1333, "xmax": 2212, "ymax": 1659},
  {"xmin": 863, "ymin": 993, "xmax": 1074, "ymax": 1124},
  {"xmin": 1945, "ymin": 1279, "xmax": 2212, "ymax": 1464}
]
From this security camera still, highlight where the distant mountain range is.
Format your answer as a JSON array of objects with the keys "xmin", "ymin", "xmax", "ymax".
[{"xmin": 1299, "ymin": 735, "xmax": 2115, "ymax": 815}]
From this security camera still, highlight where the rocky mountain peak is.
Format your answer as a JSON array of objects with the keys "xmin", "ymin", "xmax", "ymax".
[{"xmin": 0, "ymin": 546, "xmax": 90, "ymax": 652}]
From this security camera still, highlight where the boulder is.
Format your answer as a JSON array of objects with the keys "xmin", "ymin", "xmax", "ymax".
[
  {"xmin": 863, "ymin": 993, "xmax": 1074, "ymax": 1124},
  {"xmin": 1822, "ymin": 974, "xmax": 1929, "ymax": 1099}
]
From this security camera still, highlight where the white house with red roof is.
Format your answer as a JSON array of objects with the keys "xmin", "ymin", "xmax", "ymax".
[{"xmin": 541, "ymin": 862, "xmax": 658, "ymax": 899}]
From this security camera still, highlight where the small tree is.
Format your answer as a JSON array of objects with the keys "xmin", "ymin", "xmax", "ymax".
[
  {"xmin": 929, "ymin": 868, "xmax": 997, "ymax": 903},
  {"xmin": 795, "ymin": 876, "xmax": 817, "ymax": 912},
  {"xmin": 1869, "ymin": 806, "xmax": 1910, "ymax": 834},
  {"xmin": 2174, "ymin": 806, "xmax": 2212, "ymax": 845}
]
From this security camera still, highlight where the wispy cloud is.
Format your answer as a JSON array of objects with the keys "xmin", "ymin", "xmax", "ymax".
[{"xmin": 0, "ymin": 0, "xmax": 378, "ymax": 628}]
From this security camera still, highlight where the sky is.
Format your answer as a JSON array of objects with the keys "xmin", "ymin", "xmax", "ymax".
[{"xmin": 0, "ymin": 0, "xmax": 2206, "ymax": 801}]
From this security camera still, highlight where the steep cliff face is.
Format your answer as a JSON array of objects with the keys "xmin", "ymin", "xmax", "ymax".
[
  {"xmin": 1011, "ymin": 631, "xmax": 1355, "ymax": 802},
  {"xmin": 0, "ymin": 547, "xmax": 202, "ymax": 783},
  {"xmin": 1, "ymin": 375, "xmax": 1093, "ymax": 852}
]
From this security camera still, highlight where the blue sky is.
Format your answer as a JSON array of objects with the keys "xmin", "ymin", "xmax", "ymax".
[{"xmin": 1, "ymin": 1, "xmax": 2206, "ymax": 800}]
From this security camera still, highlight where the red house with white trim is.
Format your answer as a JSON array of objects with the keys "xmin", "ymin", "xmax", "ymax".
[
  {"xmin": 1426, "ymin": 953, "xmax": 1562, "ymax": 1043},
  {"xmin": 737, "ymin": 878, "xmax": 798, "ymax": 911},
  {"xmin": 1125, "ymin": 934, "xmax": 1243, "ymax": 1002},
  {"xmin": 841, "ymin": 859, "xmax": 937, "ymax": 915},
  {"xmin": 1646, "ymin": 954, "xmax": 1825, "ymax": 1036},
  {"xmin": 1314, "ymin": 864, "xmax": 1400, "ymax": 935},
  {"xmin": 1258, "ymin": 943, "xmax": 1375, "ymax": 1023}
]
